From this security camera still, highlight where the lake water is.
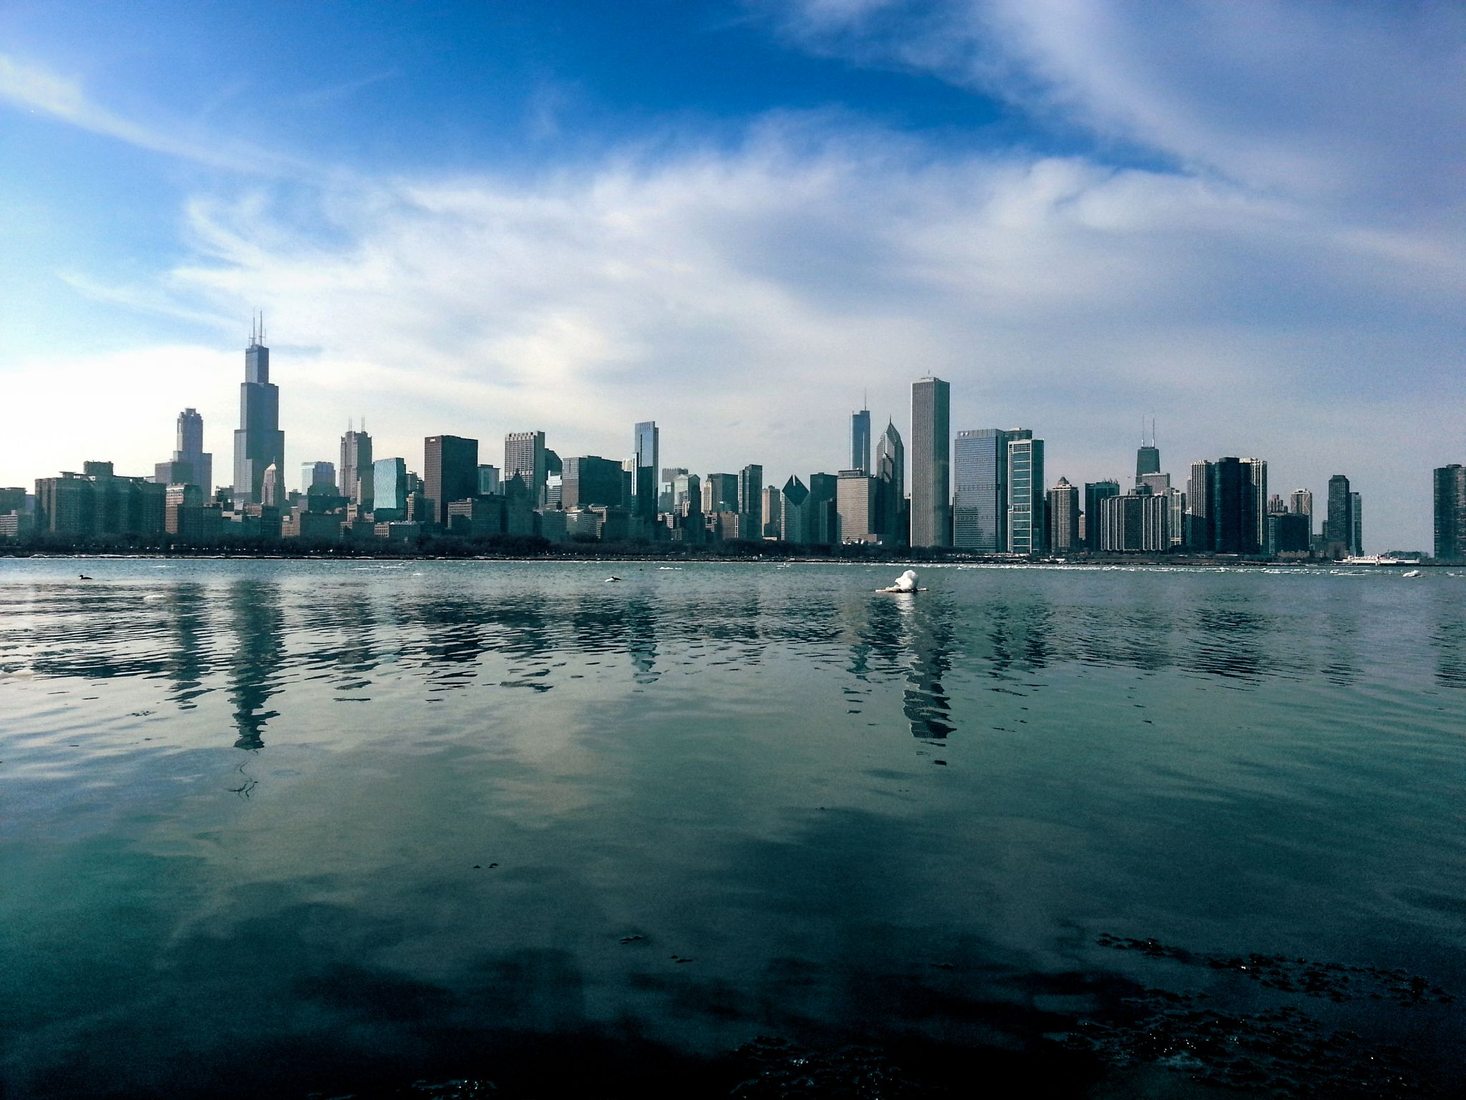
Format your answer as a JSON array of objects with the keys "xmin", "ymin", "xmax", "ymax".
[{"xmin": 2, "ymin": 558, "xmax": 1463, "ymax": 1097}]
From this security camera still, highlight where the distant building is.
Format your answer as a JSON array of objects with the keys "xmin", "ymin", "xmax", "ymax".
[
  {"xmin": 1325, "ymin": 475, "xmax": 1353, "ymax": 558},
  {"xmin": 953, "ymin": 428, "xmax": 1009, "ymax": 552},
  {"xmin": 875, "ymin": 420, "xmax": 906, "ymax": 546},
  {"xmin": 1006, "ymin": 433, "xmax": 1044, "ymax": 554},
  {"xmin": 1210, "ymin": 457, "xmax": 1259, "ymax": 554},
  {"xmin": 1433, "ymin": 465, "xmax": 1466, "ymax": 560},
  {"xmin": 340, "ymin": 426, "xmax": 373, "ymax": 507},
  {"xmin": 477, "ymin": 464, "xmax": 500, "ymax": 496},
  {"xmin": 1186, "ymin": 461, "xmax": 1214, "ymax": 550},
  {"xmin": 704, "ymin": 473, "xmax": 739, "ymax": 515},
  {"xmin": 1099, "ymin": 486, "xmax": 1170, "ymax": 552},
  {"xmin": 837, "ymin": 470, "xmax": 878, "ymax": 543},
  {"xmin": 850, "ymin": 407, "xmax": 871, "ymax": 474},
  {"xmin": 1288, "ymin": 488, "xmax": 1313, "ymax": 524},
  {"xmin": 300, "ymin": 460, "xmax": 335, "ymax": 494},
  {"xmin": 373, "ymin": 458, "xmax": 408, "ymax": 521},
  {"xmin": 448, "ymin": 496, "xmax": 503, "ymax": 538},
  {"xmin": 35, "ymin": 462, "xmax": 166, "ymax": 538},
  {"xmin": 632, "ymin": 421, "xmax": 659, "ymax": 526},
  {"xmin": 1046, "ymin": 477, "xmax": 1080, "ymax": 552},
  {"xmin": 910, "ymin": 377, "xmax": 951, "ymax": 548},
  {"xmin": 232, "ymin": 318, "xmax": 285, "ymax": 507},
  {"xmin": 425, "ymin": 435, "xmax": 478, "ymax": 528},
  {"xmin": 562, "ymin": 455, "xmax": 625, "ymax": 510},
  {"xmin": 504, "ymin": 431, "xmax": 547, "ymax": 508},
  {"xmin": 780, "ymin": 476, "xmax": 809, "ymax": 545},
  {"xmin": 762, "ymin": 484, "xmax": 782, "ymax": 539},
  {"xmin": 1241, "ymin": 458, "xmax": 1268, "ymax": 553},
  {"xmin": 1135, "ymin": 431, "xmax": 1160, "ymax": 486},
  {"xmin": 1266, "ymin": 511, "xmax": 1312, "ymax": 556},
  {"xmin": 1084, "ymin": 480, "xmax": 1121, "ymax": 551},
  {"xmin": 260, "ymin": 464, "xmax": 281, "ymax": 508},
  {"xmin": 155, "ymin": 408, "xmax": 213, "ymax": 492},
  {"xmin": 738, "ymin": 464, "xmax": 763, "ymax": 541},
  {"xmin": 807, "ymin": 473, "xmax": 838, "ymax": 545},
  {"xmin": 1350, "ymin": 491, "xmax": 1363, "ymax": 556}
]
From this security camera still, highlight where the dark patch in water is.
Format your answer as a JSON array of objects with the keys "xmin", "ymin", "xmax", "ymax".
[{"xmin": 1079, "ymin": 934, "xmax": 1459, "ymax": 1096}]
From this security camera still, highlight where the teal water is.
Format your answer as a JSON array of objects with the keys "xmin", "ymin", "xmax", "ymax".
[{"xmin": 2, "ymin": 559, "xmax": 1463, "ymax": 1096}]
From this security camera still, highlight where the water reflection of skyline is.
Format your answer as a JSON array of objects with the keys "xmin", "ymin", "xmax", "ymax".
[
  {"xmin": 7, "ymin": 565, "xmax": 1464, "ymax": 753},
  {"xmin": 229, "ymin": 579, "xmax": 283, "ymax": 749}
]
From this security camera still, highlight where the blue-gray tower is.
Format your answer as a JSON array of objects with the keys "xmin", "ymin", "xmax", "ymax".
[{"xmin": 232, "ymin": 315, "xmax": 285, "ymax": 507}]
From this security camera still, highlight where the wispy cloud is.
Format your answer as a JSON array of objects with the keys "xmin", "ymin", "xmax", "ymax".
[
  {"xmin": 760, "ymin": 0, "xmax": 1466, "ymax": 215},
  {"xmin": 0, "ymin": 52, "xmax": 309, "ymax": 177}
]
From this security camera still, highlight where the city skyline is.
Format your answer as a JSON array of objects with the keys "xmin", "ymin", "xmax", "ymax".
[{"xmin": 1, "ymin": 3, "xmax": 1462, "ymax": 550}]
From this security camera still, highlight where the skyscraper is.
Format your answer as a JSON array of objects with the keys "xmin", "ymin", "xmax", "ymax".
[
  {"xmin": 1288, "ymin": 488, "xmax": 1313, "ymax": 523},
  {"xmin": 1350, "ymin": 491, "xmax": 1363, "ymax": 556},
  {"xmin": 1006, "ymin": 434, "xmax": 1044, "ymax": 554},
  {"xmin": 1135, "ymin": 420, "xmax": 1160, "ymax": 487},
  {"xmin": 1186, "ymin": 461, "xmax": 1214, "ymax": 550},
  {"xmin": 155, "ymin": 407, "xmax": 213, "ymax": 491},
  {"xmin": 301, "ymin": 461, "xmax": 335, "ymax": 493},
  {"xmin": 231, "ymin": 318, "xmax": 284, "ymax": 507},
  {"xmin": 373, "ymin": 458, "xmax": 408, "ymax": 520},
  {"xmin": 1084, "ymin": 479, "xmax": 1121, "ymax": 551},
  {"xmin": 851, "ymin": 407, "xmax": 871, "ymax": 474},
  {"xmin": 1434, "ymin": 465, "xmax": 1466, "ymax": 560},
  {"xmin": 1325, "ymin": 475, "xmax": 1353, "ymax": 554},
  {"xmin": 340, "ymin": 424, "xmax": 373, "ymax": 506},
  {"xmin": 780, "ymin": 476, "xmax": 809, "ymax": 545},
  {"xmin": 504, "ymin": 431, "xmax": 547, "ymax": 507},
  {"xmin": 836, "ymin": 470, "xmax": 877, "ymax": 543},
  {"xmin": 1241, "ymin": 458, "xmax": 1267, "ymax": 554},
  {"xmin": 1211, "ymin": 457, "xmax": 1246, "ymax": 554},
  {"xmin": 562, "ymin": 456, "xmax": 625, "ymax": 510},
  {"xmin": 738, "ymin": 464, "xmax": 763, "ymax": 542},
  {"xmin": 425, "ymin": 435, "xmax": 479, "ymax": 527},
  {"xmin": 875, "ymin": 420, "xmax": 905, "ymax": 546},
  {"xmin": 633, "ymin": 421, "xmax": 659, "ymax": 526},
  {"xmin": 953, "ymin": 428, "xmax": 1008, "ymax": 552},
  {"xmin": 910, "ymin": 377, "xmax": 951, "ymax": 548},
  {"xmin": 704, "ymin": 473, "xmax": 739, "ymax": 514},
  {"xmin": 1047, "ymin": 477, "xmax": 1080, "ymax": 552}
]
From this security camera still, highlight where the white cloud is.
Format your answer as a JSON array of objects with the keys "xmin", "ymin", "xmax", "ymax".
[
  {"xmin": 764, "ymin": 0, "xmax": 1466, "ymax": 216},
  {"xmin": 11, "ymin": 112, "xmax": 1448, "ymax": 545},
  {"xmin": 0, "ymin": 52, "xmax": 307, "ymax": 177}
]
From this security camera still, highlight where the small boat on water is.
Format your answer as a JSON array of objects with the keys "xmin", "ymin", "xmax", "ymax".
[{"xmin": 1403, "ymin": 569, "xmax": 1422, "ymax": 579}]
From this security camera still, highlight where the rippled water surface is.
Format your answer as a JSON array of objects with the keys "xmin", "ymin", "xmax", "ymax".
[{"xmin": 2, "ymin": 558, "xmax": 1463, "ymax": 1096}]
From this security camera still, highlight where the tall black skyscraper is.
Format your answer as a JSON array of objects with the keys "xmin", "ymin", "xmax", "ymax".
[
  {"xmin": 1435, "ymin": 465, "xmax": 1466, "ymax": 560},
  {"xmin": 1326, "ymin": 475, "xmax": 1353, "ymax": 551},
  {"xmin": 232, "ymin": 317, "xmax": 285, "ymax": 507},
  {"xmin": 425, "ymin": 435, "xmax": 479, "ymax": 527},
  {"xmin": 1211, "ymin": 457, "xmax": 1246, "ymax": 554},
  {"xmin": 1135, "ymin": 418, "xmax": 1160, "ymax": 487},
  {"xmin": 851, "ymin": 406, "xmax": 871, "ymax": 474}
]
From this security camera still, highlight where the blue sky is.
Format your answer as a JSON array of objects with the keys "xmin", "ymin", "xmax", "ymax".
[{"xmin": 2, "ymin": 0, "xmax": 1462, "ymax": 550}]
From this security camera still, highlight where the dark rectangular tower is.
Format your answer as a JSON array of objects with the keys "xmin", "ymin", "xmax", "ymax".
[{"xmin": 425, "ymin": 435, "xmax": 479, "ymax": 528}]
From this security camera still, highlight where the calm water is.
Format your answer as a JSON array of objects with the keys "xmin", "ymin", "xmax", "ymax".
[{"xmin": 2, "ymin": 558, "xmax": 1463, "ymax": 1097}]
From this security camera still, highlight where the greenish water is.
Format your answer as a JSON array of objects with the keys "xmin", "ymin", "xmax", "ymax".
[{"xmin": 1, "ymin": 559, "xmax": 1463, "ymax": 1096}]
